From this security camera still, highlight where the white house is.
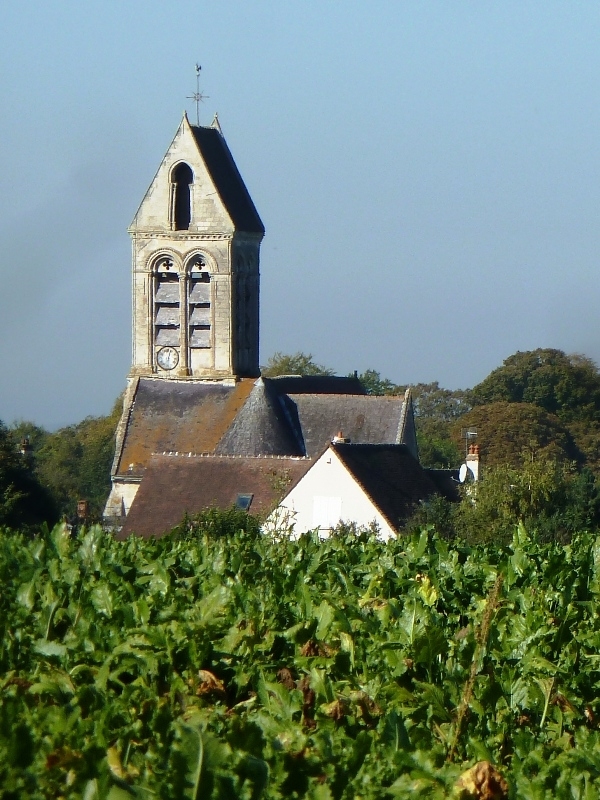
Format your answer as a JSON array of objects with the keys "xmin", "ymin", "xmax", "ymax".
[{"xmin": 269, "ymin": 440, "xmax": 443, "ymax": 540}]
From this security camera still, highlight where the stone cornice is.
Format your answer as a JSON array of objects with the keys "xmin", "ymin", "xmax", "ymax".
[{"xmin": 129, "ymin": 230, "xmax": 234, "ymax": 241}]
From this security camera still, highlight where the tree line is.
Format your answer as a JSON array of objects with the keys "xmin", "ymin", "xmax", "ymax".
[
  {"xmin": 0, "ymin": 398, "xmax": 122, "ymax": 528},
  {"xmin": 3, "ymin": 347, "xmax": 600, "ymax": 533}
]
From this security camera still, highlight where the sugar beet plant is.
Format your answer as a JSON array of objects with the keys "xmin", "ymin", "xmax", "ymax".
[{"xmin": 3, "ymin": 519, "xmax": 600, "ymax": 798}]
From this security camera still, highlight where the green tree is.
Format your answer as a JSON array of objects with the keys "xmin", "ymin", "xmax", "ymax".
[
  {"xmin": 402, "ymin": 382, "xmax": 470, "ymax": 469},
  {"xmin": 24, "ymin": 397, "xmax": 122, "ymax": 520},
  {"xmin": 471, "ymin": 349, "xmax": 600, "ymax": 424},
  {"xmin": 416, "ymin": 419, "xmax": 462, "ymax": 468},
  {"xmin": 0, "ymin": 422, "xmax": 57, "ymax": 527},
  {"xmin": 452, "ymin": 457, "xmax": 600, "ymax": 544},
  {"xmin": 352, "ymin": 369, "xmax": 402, "ymax": 396},
  {"xmin": 261, "ymin": 351, "xmax": 335, "ymax": 377},
  {"xmin": 408, "ymin": 382, "xmax": 472, "ymax": 422},
  {"xmin": 10, "ymin": 421, "xmax": 50, "ymax": 453},
  {"xmin": 451, "ymin": 401, "xmax": 580, "ymax": 469},
  {"xmin": 565, "ymin": 420, "xmax": 600, "ymax": 476}
]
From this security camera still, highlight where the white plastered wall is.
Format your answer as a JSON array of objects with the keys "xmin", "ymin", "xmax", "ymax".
[
  {"xmin": 270, "ymin": 447, "xmax": 395, "ymax": 540},
  {"xmin": 104, "ymin": 480, "xmax": 141, "ymax": 518}
]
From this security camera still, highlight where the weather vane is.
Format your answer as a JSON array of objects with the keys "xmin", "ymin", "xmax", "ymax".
[{"xmin": 187, "ymin": 64, "xmax": 209, "ymax": 126}]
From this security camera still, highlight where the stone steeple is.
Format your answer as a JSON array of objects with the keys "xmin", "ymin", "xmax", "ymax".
[{"xmin": 129, "ymin": 113, "xmax": 264, "ymax": 380}]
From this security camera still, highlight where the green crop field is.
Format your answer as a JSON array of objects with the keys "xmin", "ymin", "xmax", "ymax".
[{"xmin": 2, "ymin": 518, "xmax": 600, "ymax": 798}]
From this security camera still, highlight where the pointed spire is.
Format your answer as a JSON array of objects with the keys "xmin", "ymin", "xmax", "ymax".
[{"xmin": 211, "ymin": 112, "xmax": 223, "ymax": 134}]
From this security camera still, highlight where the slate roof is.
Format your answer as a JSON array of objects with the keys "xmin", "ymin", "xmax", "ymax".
[
  {"xmin": 288, "ymin": 393, "xmax": 407, "ymax": 457},
  {"xmin": 216, "ymin": 378, "xmax": 304, "ymax": 456},
  {"xmin": 332, "ymin": 443, "xmax": 441, "ymax": 530},
  {"xmin": 215, "ymin": 378, "xmax": 409, "ymax": 458},
  {"xmin": 265, "ymin": 375, "xmax": 366, "ymax": 396},
  {"xmin": 116, "ymin": 378, "xmax": 255, "ymax": 477},
  {"xmin": 113, "ymin": 376, "xmax": 417, "ymax": 481},
  {"xmin": 190, "ymin": 125, "xmax": 264, "ymax": 234},
  {"xmin": 118, "ymin": 454, "xmax": 311, "ymax": 539},
  {"xmin": 425, "ymin": 468, "xmax": 461, "ymax": 501}
]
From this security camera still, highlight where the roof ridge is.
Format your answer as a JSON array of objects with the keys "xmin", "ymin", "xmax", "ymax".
[
  {"xmin": 287, "ymin": 392, "xmax": 401, "ymax": 399},
  {"xmin": 152, "ymin": 451, "xmax": 311, "ymax": 460},
  {"xmin": 333, "ymin": 442, "xmax": 409, "ymax": 450}
]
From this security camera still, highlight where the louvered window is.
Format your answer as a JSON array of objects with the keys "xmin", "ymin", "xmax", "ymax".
[
  {"xmin": 189, "ymin": 272, "xmax": 211, "ymax": 349},
  {"xmin": 154, "ymin": 270, "xmax": 180, "ymax": 349}
]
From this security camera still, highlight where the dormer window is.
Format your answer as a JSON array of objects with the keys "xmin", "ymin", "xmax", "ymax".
[
  {"xmin": 171, "ymin": 163, "xmax": 193, "ymax": 230},
  {"xmin": 236, "ymin": 494, "xmax": 253, "ymax": 511}
]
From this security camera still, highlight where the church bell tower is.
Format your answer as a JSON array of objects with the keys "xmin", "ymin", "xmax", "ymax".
[{"xmin": 129, "ymin": 113, "xmax": 264, "ymax": 379}]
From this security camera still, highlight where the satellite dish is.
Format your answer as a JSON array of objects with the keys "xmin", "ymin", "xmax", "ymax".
[{"xmin": 459, "ymin": 464, "xmax": 468, "ymax": 483}]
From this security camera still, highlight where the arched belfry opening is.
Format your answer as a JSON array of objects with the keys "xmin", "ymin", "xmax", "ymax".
[{"xmin": 171, "ymin": 162, "xmax": 193, "ymax": 230}]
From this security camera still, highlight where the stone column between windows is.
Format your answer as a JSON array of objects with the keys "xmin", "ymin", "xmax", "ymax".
[
  {"xmin": 168, "ymin": 183, "xmax": 175, "ymax": 231},
  {"xmin": 145, "ymin": 273, "xmax": 153, "ymax": 372},
  {"xmin": 178, "ymin": 272, "xmax": 190, "ymax": 376}
]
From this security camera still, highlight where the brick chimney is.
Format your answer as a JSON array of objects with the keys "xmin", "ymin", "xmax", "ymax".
[{"xmin": 466, "ymin": 443, "xmax": 480, "ymax": 481}]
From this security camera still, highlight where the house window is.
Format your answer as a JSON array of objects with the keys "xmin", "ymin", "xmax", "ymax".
[
  {"xmin": 171, "ymin": 163, "xmax": 193, "ymax": 230},
  {"xmin": 154, "ymin": 261, "xmax": 180, "ymax": 349},
  {"xmin": 188, "ymin": 267, "xmax": 211, "ymax": 349},
  {"xmin": 236, "ymin": 494, "xmax": 254, "ymax": 511}
]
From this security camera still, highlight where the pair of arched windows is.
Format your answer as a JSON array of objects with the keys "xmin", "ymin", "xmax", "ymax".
[
  {"xmin": 171, "ymin": 163, "xmax": 193, "ymax": 230},
  {"xmin": 153, "ymin": 257, "xmax": 211, "ymax": 353}
]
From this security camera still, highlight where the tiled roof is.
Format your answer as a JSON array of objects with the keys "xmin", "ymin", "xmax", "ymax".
[
  {"xmin": 216, "ymin": 379, "xmax": 408, "ymax": 458},
  {"xmin": 216, "ymin": 379, "xmax": 304, "ymax": 456},
  {"xmin": 288, "ymin": 394, "xmax": 406, "ymax": 456},
  {"xmin": 119, "ymin": 454, "xmax": 311, "ymax": 539},
  {"xmin": 332, "ymin": 443, "xmax": 440, "ymax": 530},
  {"xmin": 115, "ymin": 378, "xmax": 255, "ymax": 477},
  {"xmin": 113, "ymin": 375, "xmax": 416, "ymax": 481},
  {"xmin": 264, "ymin": 375, "xmax": 366, "ymax": 396},
  {"xmin": 425, "ymin": 468, "xmax": 461, "ymax": 501},
  {"xmin": 190, "ymin": 125, "xmax": 264, "ymax": 234}
]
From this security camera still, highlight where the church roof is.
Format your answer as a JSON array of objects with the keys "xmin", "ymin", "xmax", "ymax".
[
  {"xmin": 331, "ymin": 443, "xmax": 440, "ymax": 530},
  {"xmin": 118, "ymin": 453, "xmax": 311, "ymax": 539},
  {"xmin": 216, "ymin": 378, "xmax": 304, "ymax": 456},
  {"xmin": 263, "ymin": 375, "xmax": 366, "ymax": 395},
  {"xmin": 190, "ymin": 125, "xmax": 265, "ymax": 234},
  {"xmin": 115, "ymin": 378, "xmax": 255, "ymax": 477},
  {"xmin": 113, "ymin": 375, "xmax": 416, "ymax": 479},
  {"xmin": 215, "ymin": 375, "xmax": 369, "ymax": 457},
  {"xmin": 287, "ymin": 393, "xmax": 408, "ymax": 457}
]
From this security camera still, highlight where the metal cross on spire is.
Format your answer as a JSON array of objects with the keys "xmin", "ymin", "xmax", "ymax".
[{"xmin": 187, "ymin": 64, "xmax": 209, "ymax": 126}]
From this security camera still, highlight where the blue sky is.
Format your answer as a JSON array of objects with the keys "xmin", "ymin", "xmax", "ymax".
[{"xmin": 2, "ymin": 2, "xmax": 600, "ymax": 428}]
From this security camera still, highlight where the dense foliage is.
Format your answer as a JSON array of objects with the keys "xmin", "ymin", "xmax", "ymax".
[
  {"xmin": 405, "ymin": 382, "xmax": 470, "ymax": 469},
  {"xmin": 261, "ymin": 352, "xmax": 335, "ymax": 378},
  {"xmin": 0, "ymin": 423, "xmax": 57, "ymax": 528},
  {"xmin": 469, "ymin": 350, "xmax": 600, "ymax": 475},
  {"xmin": 9, "ymin": 397, "xmax": 122, "ymax": 521},
  {"xmin": 449, "ymin": 403, "xmax": 580, "ymax": 470},
  {"xmin": 470, "ymin": 349, "xmax": 600, "ymax": 424},
  {"xmin": 4, "ymin": 520, "xmax": 600, "ymax": 798},
  {"xmin": 410, "ymin": 457, "xmax": 600, "ymax": 545}
]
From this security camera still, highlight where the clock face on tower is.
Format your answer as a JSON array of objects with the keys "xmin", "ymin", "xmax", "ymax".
[{"xmin": 156, "ymin": 346, "xmax": 179, "ymax": 371}]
